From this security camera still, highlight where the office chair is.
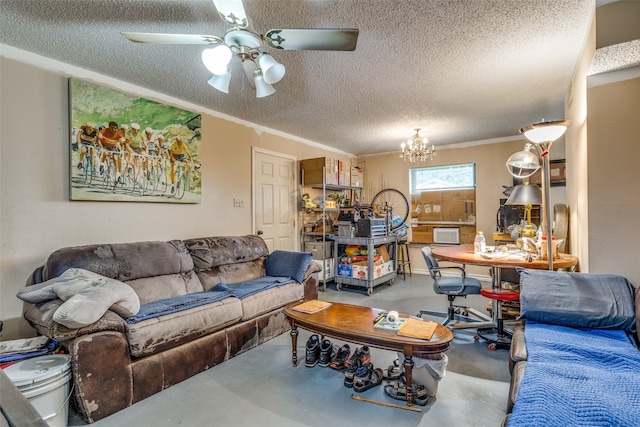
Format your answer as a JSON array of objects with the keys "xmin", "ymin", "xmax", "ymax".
[{"xmin": 418, "ymin": 247, "xmax": 493, "ymax": 329}]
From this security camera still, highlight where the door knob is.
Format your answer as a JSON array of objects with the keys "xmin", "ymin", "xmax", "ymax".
[{"xmin": 257, "ymin": 230, "xmax": 263, "ymax": 235}]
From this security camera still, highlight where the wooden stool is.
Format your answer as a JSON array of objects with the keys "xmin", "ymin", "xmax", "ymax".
[
  {"xmin": 397, "ymin": 240, "xmax": 412, "ymax": 280},
  {"xmin": 475, "ymin": 288, "xmax": 520, "ymax": 351}
]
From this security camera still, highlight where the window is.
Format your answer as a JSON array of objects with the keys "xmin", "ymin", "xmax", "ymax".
[{"xmin": 410, "ymin": 163, "xmax": 476, "ymax": 194}]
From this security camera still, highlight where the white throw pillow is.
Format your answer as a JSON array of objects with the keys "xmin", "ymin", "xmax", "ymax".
[{"xmin": 33, "ymin": 268, "xmax": 140, "ymax": 328}]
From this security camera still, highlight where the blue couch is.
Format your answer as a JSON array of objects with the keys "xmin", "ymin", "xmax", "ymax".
[{"xmin": 505, "ymin": 269, "xmax": 640, "ymax": 427}]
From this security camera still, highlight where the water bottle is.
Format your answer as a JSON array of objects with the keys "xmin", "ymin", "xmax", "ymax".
[{"xmin": 474, "ymin": 231, "xmax": 486, "ymax": 254}]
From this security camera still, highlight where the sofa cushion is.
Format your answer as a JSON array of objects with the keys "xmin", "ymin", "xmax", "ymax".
[
  {"xmin": 126, "ymin": 296, "xmax": 243, "ymax": 357},
  {"xmin": 185, "ymin": 235, "xmax": 269, "ymax": 289},
  {"xmin": 517, "ymin": 268, "xmax": 637, "ymax": 331},
  {"xmin": 266, "ymin": 250, "xmax": 313, "ymax": 284},
  {"xmin": 235, "ymin": 281, "xmax": 304, "ymax": 321}
]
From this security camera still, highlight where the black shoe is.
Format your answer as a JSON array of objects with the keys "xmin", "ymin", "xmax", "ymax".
[
  {"xmin": 305, "ymin": 335, "xmax": 320, "ymax": 368},
  {"xmin": 319, "ymin": 339, "xmax": 337, "ymax": 367},
  {"xmin": 330, "ymin": 344, "xmax": 351, "ymax": 370},
  {"xmin": 78, "ymin": 162, "xmax": 83, "ymax": 170},
  {"xmin": 344, "ymin": 360, "xmax": 362, "ymax": 388}
]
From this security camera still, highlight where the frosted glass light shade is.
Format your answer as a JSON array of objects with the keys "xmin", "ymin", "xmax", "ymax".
[
  {"xmin": 254, "ymin": 71, "xmax": 275, "ymax": 98},
  {"xmin": 520, "ymin": 120, "xmax": 571, "ymax": 143},
  {"xmin": 257, "ymin": 54, "xmax": 285, "ymax": 84},
  {"xmin": 202, "ymin": 45, "xmax": 232, "ymax": 75},
  {"xmin": 207, "ymin": 69, "xmax": 231, "ymax": 93}
]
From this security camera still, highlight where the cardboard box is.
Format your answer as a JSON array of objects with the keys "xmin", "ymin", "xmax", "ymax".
[
  {"xmin": 350, "ymin": 167, "xmax": 363, "ymax": 187},
  {"xmin": 301, "ymin": 157, "xmax": 339, "ymax": 185},
  {"xmin": 351, "ymin": 260, "xmax": 392, "ymax": 280}
]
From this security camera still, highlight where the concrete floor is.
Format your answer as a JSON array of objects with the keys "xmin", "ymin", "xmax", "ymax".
[{"xmin": 69, "ymin": 273, "xmax": 513, "ymax": 427}]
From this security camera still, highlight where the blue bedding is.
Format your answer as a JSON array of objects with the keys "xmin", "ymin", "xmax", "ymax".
[
  {"xmin": 215, "ymin": 276, "xmax": 294, "ymax": 299},
  {"xmin": 508, "ymin": 322, "xmax": 640, "ymax": 427},
  {"xmin": 125, "ymin": 290, "xmax": 233, "ymax": 324}
]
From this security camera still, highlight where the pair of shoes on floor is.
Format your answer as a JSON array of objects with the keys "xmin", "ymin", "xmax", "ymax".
[
  {"xmin": 343, "ymin": 346, "xmax": 372, "ymax": 387},
  {"xmin": 353, "ymin": 363, "xmax": 384, "ymax": 392},
  {"xmin": 305, "ymin": 335, "xmax": 339, "ymax": 368},
  {"xmin": 383, "ymin": 374, "xmax": 433, "ymax": 406}
]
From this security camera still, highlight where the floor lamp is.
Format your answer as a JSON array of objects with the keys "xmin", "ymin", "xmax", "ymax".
[{"xmin": 506, "ymin": 120, "xmax": 571, "ymax": 270}]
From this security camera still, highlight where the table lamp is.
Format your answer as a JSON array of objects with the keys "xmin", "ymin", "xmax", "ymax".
[{"xmin": 506, "ymin": 183, "xmax": 542, "ymax": 238}]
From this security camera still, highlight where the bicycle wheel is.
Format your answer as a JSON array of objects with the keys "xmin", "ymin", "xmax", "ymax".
[
  {"xmin": 371, "ymin": 188, "xmax": 409, "ymax": 229},
  {"xmin": 175, "ymin": 167, "xmax": 187, "ymax": 199},
  {"xmin": 81, "ymin": 151, "xmax": 93, "ymax": 185}
]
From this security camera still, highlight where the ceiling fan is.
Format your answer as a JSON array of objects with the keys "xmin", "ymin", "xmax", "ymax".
[{"xmin": 121, "ymin": 0, "xmax": 359, "ymax": 98}]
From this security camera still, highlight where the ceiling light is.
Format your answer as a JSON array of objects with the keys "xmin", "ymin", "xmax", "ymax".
[
  {"xmin": 201, "ymin": 45, "xmax": 232, "ymax": 75},
  {"xmin": 257, "ymin": 53, "xmax": 285, "ymax": 84},
  {"xmin": 399, "ymin": 128, "xmax": 437, "ymax": 162},
  {"xmin": 207, "ymin": 68, "xmax": 232, "ymax": 93},
  {"xmin": 253, "ymin": 70, "xmax": 275, "ymax": 98}
]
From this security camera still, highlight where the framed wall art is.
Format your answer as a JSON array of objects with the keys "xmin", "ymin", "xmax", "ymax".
[
  {"xmin": 69, "ymin": 78, "xmax": 202, "ymax": 203},
  {"xmin": 514, "ymin": 159, "xmax": 566, "ymax": 187}
]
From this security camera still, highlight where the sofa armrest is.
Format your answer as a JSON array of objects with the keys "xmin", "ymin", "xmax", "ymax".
[
  {"xmin": 24, "ymin": 299, "xmax": 127, "ymax": 342},
  {"xmin": 301, "ymin": 261, "xmax": 322, "ymax": 301},
  {"xmin": 509, "ymin": 323, "xmax": 527, "ymax": 374}
]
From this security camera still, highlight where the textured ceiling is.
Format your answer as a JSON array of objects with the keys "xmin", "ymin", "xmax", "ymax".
[{"xmin": 0, "ymin": 0, "xmax": 596, "ymax": 156}]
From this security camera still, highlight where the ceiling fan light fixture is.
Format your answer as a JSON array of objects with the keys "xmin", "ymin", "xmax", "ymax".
[
  {"xmin": 207, "ymin": 68, "xmax": 232, "ymax": 93},
  {"xmin": 253, "ymin": 70, "xmax": 275, "ymax": 98},
  {"xmin": 257, "ymin": 53, "xmax": 285, "ymax": 84},
  {"xmin": 202, "ymin": 45, "xmax": 232, "ymax": 75}
]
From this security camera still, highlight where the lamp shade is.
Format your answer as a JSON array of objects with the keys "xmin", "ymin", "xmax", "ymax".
[
  {"xmin": 202, "ymin": 45, "xmax": 232, "ymax": 75},
  {"xmin": 253, "ymin": 71, "xmax": 275, "ymax": 98},
  {"xmin": 506, "ymin": 184, "xmax": 542, "ymax": 206},
  {"xmin": 207, "ymin": 69, "xmax": 231, "ymax": 93},
  {"xmin": 257, "ymin": 53, "xmax": 285, "ymax": 84},
  {"xmin": 520, "ymin": 120, "xmax": 571, "ymax": 143}
]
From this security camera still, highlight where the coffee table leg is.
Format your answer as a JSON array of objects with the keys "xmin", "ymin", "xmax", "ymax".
[
  {"xmin": 403, "ymin": 353, "xmax": 415, "ymax": 406},
  {"xmin": 290, "ymin": 321, "xmax": 299, "ymax": 366}
]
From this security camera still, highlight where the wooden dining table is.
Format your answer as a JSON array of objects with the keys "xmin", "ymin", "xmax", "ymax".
[{"xmin": 430, "ymin": 244, "xmax": 578, "ymax": 288}]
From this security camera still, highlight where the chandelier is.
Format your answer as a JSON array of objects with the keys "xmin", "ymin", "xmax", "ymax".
[{"xmin": 399, "ymin": 128, "xmax": 437, "ymax": 162}]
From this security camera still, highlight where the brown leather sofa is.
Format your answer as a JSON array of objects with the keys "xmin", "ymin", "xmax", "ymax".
[{"xmin": 21, "ymin": 235, "xmax": 320, "ymax": 423}]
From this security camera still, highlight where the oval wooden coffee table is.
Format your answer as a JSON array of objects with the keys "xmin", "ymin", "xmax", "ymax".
[{"xmin": 284, "ymin": 301, "xmax": 454, "ymax": 407}]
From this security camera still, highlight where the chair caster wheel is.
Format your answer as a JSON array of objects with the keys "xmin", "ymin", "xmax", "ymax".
[{"xmin": 488, "ymin": 343, "xmax": 497, "ymax": 351}]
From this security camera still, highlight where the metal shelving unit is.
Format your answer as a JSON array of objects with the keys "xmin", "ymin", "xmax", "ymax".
[
  {"xmin": 301, "ymin": 168, "xmax": 362, "ymax": 291},
  {"xmin": 334, "ymin": 235, "xmax": 398, "ymax": 296}
]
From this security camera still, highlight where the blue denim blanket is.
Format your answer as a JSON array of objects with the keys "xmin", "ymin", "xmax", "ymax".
[
  {"xmin": 125, "ymin": 290, "xmax": 234, "ymax": 324},
  {"xmin": 508, "ymin": 322, "xmax": 640, "ymax": 427},
  {"xmin": 215, "ymin": 276, "xmax": 294, "ymax": 299}
]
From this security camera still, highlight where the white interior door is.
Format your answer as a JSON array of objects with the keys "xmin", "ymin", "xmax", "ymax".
[{"xmin": 253, "ymin": 149, "xmax": 297, "ymax": 252}]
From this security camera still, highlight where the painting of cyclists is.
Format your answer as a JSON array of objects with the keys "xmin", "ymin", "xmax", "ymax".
[{"xmin": 69, "ymin": 78, "xmax": 202, "ymax": 203}]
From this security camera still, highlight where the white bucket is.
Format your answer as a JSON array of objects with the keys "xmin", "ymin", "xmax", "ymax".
[{"xmin": 4, "ymin": 354, "xmax": 72, "ymax": 427}]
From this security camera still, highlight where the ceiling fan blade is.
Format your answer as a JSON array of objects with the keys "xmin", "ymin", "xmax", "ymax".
[
  {"xmin": 212, "ymin": 0, "xmax": 249, "ymax": 29},
  {"xmin": 265, "ymin": 29, "xmax": 359, "ymax": 51},
  {"xmin": 242, "ymin": 60, "xmax": 257, "ymax": 90},
  {"xmin": 121, "ymin": 32, "xmax": 223, "ymax": 45}
]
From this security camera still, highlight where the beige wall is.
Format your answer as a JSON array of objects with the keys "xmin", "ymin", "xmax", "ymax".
[
  {"xmin": 0, "ymin": 55, "xmax": 350, "ymax": 340},
  {"xmin": 587, "ymin": 77, "xmax": 640, "ymax": 286},
  {"xmin": 358, "ymin": 140, "xmax": 567, "ymax": 276}
]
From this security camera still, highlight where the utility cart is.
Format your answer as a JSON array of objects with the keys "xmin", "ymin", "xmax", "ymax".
[{"xmin": 334, "ymin": 235, "xmax": 398, "ymax": 295}]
